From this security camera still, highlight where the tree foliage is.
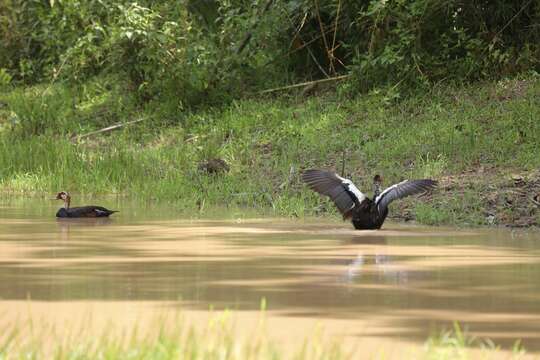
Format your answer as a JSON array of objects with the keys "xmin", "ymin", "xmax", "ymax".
[{"xmin": 1, "ymin": 0, "xmax": 538, "ymax": 106}]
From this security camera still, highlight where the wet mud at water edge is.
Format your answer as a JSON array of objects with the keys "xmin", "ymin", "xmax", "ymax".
[{"xmin": 1, "ymin": 197, "xmax": 540, "ymax": 355}]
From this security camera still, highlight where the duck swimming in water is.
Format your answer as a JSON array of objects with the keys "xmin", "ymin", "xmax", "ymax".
[
  {"xmin": 54, "ymin": 191, "xmax": 118, "ymax": 218},
  {"xmin": 302, "ymin": 170, "xmax": 437, "ymax": 230}
]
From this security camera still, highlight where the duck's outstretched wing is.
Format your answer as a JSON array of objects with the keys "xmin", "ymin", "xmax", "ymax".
[
  {"xmin": 375, "ymin": 179, "xmax": 437, "ymax": 212},
  {"xmin": 302, "ymin": 169, "xmax": 366, "ymax": 219}
]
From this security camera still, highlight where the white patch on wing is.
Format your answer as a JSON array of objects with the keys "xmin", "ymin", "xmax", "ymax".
[
  {"xmin": 337, "ymin": 174, "xmax": 366, "ymax": 203},
  {"xmin": 375, "ymin": 179, "xmax": 408, "ymax": 204}
]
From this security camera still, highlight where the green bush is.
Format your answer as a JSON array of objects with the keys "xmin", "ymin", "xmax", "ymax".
[
  {"xmin": 347, "ymin": 0, "xmax": 540, "ymax": 91},
  {"xmin": 1, "ymin": 0, "xmax": 539, "ymax": 106},
  {"xmin": 0, "ymin": 0, "xmax": 290, "ymax": 109}
]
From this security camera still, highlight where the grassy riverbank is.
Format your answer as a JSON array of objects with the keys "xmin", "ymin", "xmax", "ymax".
[{"xmin": 0, "ymin": 75, "xmax": 539, "ymax": 227}]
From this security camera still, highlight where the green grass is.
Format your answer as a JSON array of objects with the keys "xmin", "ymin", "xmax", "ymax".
[
  {"xmin": 0, "ymin": 74, "xmax": 539, "ymax": 224},
  {"xmin": 423, "ymin": 323, "xmax": 527, "ymax": 360},
  {"xmin": 0, "ymin": 313, "xmax": 528, "ymax": 360},
  {"xmin": 414, "ymin": 188, "xmax": 486, "ymax": 227},
  {"xmin": 0, "ymin": 310, "xmax": 346, "ymax": 360}
]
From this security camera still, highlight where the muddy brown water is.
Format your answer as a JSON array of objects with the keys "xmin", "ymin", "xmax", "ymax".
[{"xmin": 1, "ymin": 197, "xmax": 540, "ymax": 355}]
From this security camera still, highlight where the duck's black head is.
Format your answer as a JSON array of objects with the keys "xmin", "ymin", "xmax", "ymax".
[
  {"xmin": 55, "ymin": 191, "xmax": 70, "ymax": 200},
  {"xmin": 54, "ymin": 191, "xmax": 71, "ymax": 209}
]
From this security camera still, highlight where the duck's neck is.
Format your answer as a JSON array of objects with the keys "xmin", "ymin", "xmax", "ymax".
[
  {"xmin": 372, "ymin": 182, "xmax": 381, "ymax": 198},
  {"xmin": 63, "ymin": 197, "xmax": 71, "ymax": 209}
]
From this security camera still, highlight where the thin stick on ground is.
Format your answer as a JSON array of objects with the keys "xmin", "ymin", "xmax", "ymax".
[
  {"xmin": 258, "ymin": 74, "xmax": 349, "ymax": 94},
  {"xmin": 73, "ymin": 118, "xmax": 146, "ymax": 140}
]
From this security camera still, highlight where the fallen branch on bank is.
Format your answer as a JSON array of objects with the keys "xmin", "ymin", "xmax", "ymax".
[
  {"xmin": 72, "ymin": 118, "xmax": 145, "ymax": 141},
  {"xmin": 258, "ymin": 74, "xmax": 350, "ymax": 95}
]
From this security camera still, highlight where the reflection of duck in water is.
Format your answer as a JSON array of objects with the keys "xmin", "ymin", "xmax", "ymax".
[
  {"xmin": 345, "ymin": 251, "xmax": 408, "ymax": 285},
  {"xmin": 54, "ymin": 191, "xmax": 118, "ymax": 218},
  {"xmin": 56, "ymin": 216, "xmax": 114, "ymax": 241},
  {"xmin": 328, "ymin": 236, "xmax": 409, "ymax": 284},
  {"xmin": 302, "ymin": 170, "xmax": 437, "ymax": 229},
  {"xmin": 345, "ymin": 235, "xmax": 386, "ymax": 282}
]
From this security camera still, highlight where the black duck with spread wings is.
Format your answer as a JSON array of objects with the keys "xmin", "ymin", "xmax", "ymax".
[
  {"xmin": 54, "ymin": 191, "xmax": 118, "ymax": 218},
  {"xmin": 302, "ymin": 169, "xmax": 437, "ymax": 229}
]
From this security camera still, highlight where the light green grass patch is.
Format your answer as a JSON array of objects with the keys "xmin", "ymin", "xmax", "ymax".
[{"xmin": 0, "ymin": 75, "xmax": 539, "ymax": 225}]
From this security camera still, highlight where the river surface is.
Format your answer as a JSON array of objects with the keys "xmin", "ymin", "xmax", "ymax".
[{"xmin": 1, "ymin": 196, "xmax": 540, "ymax": 356}]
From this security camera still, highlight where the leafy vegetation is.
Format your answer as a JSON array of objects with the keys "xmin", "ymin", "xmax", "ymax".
[
  {"xmin": 1, "ymin": 1, "xmax": 539, "ymax": 108},
  {"xmin": 0, "ymin": 0, "xmax": 289, "ymax": 108}
]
